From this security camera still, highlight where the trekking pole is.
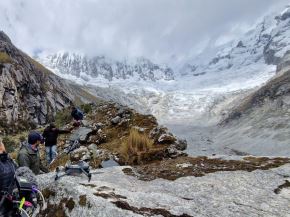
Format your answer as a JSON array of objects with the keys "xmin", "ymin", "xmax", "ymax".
[{"xmin": 19, "ymin": 197, "xmax": 30, "ymax": 217}]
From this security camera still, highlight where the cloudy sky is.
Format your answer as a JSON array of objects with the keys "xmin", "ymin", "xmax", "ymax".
[{"xmin": 0, "ymin": 0, "xmax": 288, "ymax": 64}]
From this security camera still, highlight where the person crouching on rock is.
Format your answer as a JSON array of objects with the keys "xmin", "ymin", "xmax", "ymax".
[
  {"xmin": 42, "ymin": 123, "xmax": 71, "ymax": 164},
  {"xmin": 17, "ymin": 131, "xmax": 49, "ymax": 175},
  {"xmin": 71, "ymin": 106, "xmax": 84, "ymax": 127},
  {"xmin": 0, "ymin": 138, "xmax": 17, "ymax": 217}
]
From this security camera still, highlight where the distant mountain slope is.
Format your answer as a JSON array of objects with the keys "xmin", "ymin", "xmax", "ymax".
[
  {"xmin": 215, "ymin": 50, "xmax": 290, "ymax": 156},
  {"xmin": 39, "ymin": 52, "xmax": 174, "ymax": 81},
  {"xmin": 182, "ymin": 6, "xmax": 290, "ymax": 76},
  {"xmin": 0, "ymin": 31, "xmax": 97, "ymax": 133}
]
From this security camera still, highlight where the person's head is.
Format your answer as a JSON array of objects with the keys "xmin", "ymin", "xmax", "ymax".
[
  {"xmin": 71, "ymin": 106, "xmax": 76, "ymax": 111},
  {"xmin": 49, "ymin": 123, "xmax": 56, "ymax": 130},
  {"xmin": 28, "ymin": 131, "xmax": 44, "ymax": 147}
]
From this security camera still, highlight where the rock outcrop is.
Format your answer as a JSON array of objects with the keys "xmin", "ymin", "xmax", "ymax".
[
  {"xmin": 47, "ymin": 102, "xmax": 187, "ymax": 171},
  {"xmin": 0, "ymin": 31, "xmax": 98, "ymax": 133},
  {"xmin": 37, "ymin": 156, "xmax": 290, "ymax": 217}
]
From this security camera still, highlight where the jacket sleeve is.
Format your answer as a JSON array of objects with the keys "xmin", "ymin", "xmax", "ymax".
[
  {"xmin": 42, "ymin": 129, "xmax": 48, "ymax": 139},
  {"xmin": 58, "ymin": 128, "xmax": 71, "ymax": 134},
  {"xmin": 17, "ymin": 152, "xmax": 30, "ymax": 168}
]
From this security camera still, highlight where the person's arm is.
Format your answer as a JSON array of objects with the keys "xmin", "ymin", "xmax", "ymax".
[
  {"xmin": 42, "ymin": 129, "xmax": 48, "ymax": 139},
  {"xmin": 57, "ymin": 128, "xmax": 71, "ymax": 134},
  {"xmin": 17, "ymin": 153, "xmax": 30, "ymax": 168}
]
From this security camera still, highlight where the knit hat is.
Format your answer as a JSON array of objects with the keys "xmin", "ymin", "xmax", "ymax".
[{"xmin": 28, "ymin": 131, "xmax": 44, "ymax": 144}]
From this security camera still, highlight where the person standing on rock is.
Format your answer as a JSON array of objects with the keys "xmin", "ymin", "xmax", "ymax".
[
  {"xmin": 71, "ymin": 106, "xmax": 84, "ymax": 127},
  {"xmin": 17, "ymin": 131, "xmax": 48, "ymax": 175},
  {"xmin": 42, "ymin": 123, "xmax": 71, "ymax": 164}
]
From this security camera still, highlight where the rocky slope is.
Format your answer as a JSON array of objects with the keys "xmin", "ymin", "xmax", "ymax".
[
  {"xmin": 215, "ymin": 50, "xmax": 290, "ymax": 156},
  {"xmin": 45, "ymin": 102, "xmax": 187, "ymax": 171},
  {"xmin": 0, "ymin": 31, "xmax": 98, "ymax": 133}
]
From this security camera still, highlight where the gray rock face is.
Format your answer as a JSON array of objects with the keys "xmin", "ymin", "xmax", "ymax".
[
  {"xmin": 0, "ymin": 32, "xmax": 74, "ymax": 132},
  {"xmin": 101, "ymin": 159, "xmax": 120, "ymax": 168},
  {"xmin": 37, "ymin": 164, "xmax": 290, "ymax": 217},
  {"xmin": 0, "ymin": 31, "xmax": 12, "ymax": 44},
  {"xmin": 277, "ymin": 50, "xmax": 290, "ymax": 72},
  {"xmin": 263, "ymin": 8, "xmax": 290, "ymax": 65}
]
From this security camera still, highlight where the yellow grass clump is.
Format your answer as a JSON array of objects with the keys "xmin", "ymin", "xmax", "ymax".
[
  {"xmin": 119, "ymin": 128, "xmax": 154, "ymax": 164},
  {"xmin": 0, "ymin": 52, "xmax": 12, "ymax": 63}
]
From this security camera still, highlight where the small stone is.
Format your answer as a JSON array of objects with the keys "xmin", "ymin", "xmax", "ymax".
[
  {"xmin": 158, "ymin": 133, "xmax": 176, "ymax": 144},
  {"xmin": 111, "ymin": 116, "xmax": 121, "ymax": 125}
]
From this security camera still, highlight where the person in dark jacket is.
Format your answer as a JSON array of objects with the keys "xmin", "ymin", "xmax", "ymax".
[
  {"xmin": 17, "ymin": 131, "xmax": 48, "ymax": 175},
  {"xmin": 71, "ymin": 106, "xmax": 84, "ymax": 127},
  {"xmin": 0, "ymin": 139, "xmax": 17, "ymax": 217},
  {"xmin": 42, "ymin": 123, "xmax": 71, "ymax": 164}
]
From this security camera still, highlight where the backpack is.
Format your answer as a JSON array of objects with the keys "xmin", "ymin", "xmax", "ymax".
[{"xmin": 75, "ymin": 108, "xmax": 84, "ymax": 120}]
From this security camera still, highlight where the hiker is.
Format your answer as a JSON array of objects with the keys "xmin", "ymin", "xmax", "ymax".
[
  {"xmin": 71, "ymin": 106, "xmax": 84, "ymax": 127},
  {"xmin": 42, "ymin": 123, "xmax": 71, "ymax": 164},
  {"xmin": 0, "ymin": 139, "xmax": 16, "ymax": 217},
  {"xmin": 17, "ymin": 131, "xmax": 48, "ymax": 175}
]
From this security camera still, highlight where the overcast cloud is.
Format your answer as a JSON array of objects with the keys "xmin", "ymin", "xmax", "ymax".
[{"xmin": 0, "ymin": 0, "xmax": 289, "ymax": 64}]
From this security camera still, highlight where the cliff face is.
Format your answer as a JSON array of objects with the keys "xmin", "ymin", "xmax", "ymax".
[{"xmin": 0, "ymin": 31, "xmax": 75, "ymax": 132}]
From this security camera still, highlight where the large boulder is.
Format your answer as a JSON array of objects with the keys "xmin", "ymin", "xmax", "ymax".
[{"xmin": 70, "ymin": 127, "xmax": 93, "ymax": 143}]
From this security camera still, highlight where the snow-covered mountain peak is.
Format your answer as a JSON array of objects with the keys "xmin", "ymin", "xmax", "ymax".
[
  {"xmin": 38, "ymin": 51, "xmax": 174, "ymax": 82},
  {"xmin": 182, "ymin": 5, "xmax": 290, "ymax": 76}
]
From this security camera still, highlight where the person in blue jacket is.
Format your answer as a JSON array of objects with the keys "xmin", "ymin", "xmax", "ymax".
[
  {"xmin": 71, "ymin": 106, "xmax": 84, "ymax": 127},
  {"xmin": 0, "ymin": 139, "xmax": 16, "ymax": 217}
]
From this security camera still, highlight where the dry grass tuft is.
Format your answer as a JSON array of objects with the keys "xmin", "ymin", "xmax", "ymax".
[
  {"xmin": 0, "ymin": 52, "xmax": 12, "ymax": 63},
  {"xmin": 119, "ymin": 128, "xmax": 154, "ymax": 164}
]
